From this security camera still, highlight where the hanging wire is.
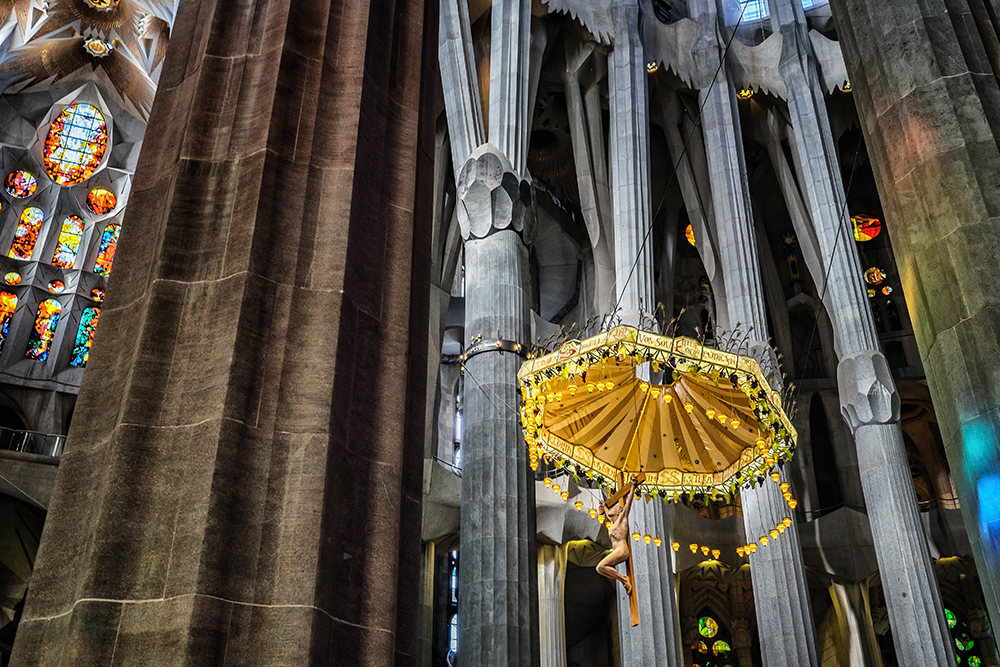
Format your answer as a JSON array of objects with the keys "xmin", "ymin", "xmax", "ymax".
[{"xmin": 612, "ymin": 0, "xmax": 754, "ymax": 314}]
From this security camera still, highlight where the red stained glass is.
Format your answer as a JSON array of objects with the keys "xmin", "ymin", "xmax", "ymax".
[
  {"xmin": 852, "ymin": 214, "xmax": 882, "ymax": 242},
  {"xmin": 87, "ymin": 187, "xmax": 117, "ymax": 215}
]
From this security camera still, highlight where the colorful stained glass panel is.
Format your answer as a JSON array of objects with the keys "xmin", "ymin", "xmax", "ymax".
[
  {"xmin": 26, "ymin": 298, "xmax": 61, "ymax": 360},
  {"xmin": 87, "ymin": 187, "xmax": 116, "ymax": 215},
  {"xmin": 713, "ymin": 640, "xmax": 732, "ymax": 657},
  {"xmin": 47, "ymin": 280, "xmax": 65, "ymax": 294},
  {"xmin": 94, "ymin": 223, "xmax": 119, "ymax": 276},
  {"xmin": 698, "ymin": 617, "xmax": 718, "ymax": 638},
  {"xmin": 946, "ymin": 609, "xmax": 957, "ymax": 629},
  {"xmin": 3, "ymin": 272, "xmax": 20, "ymax": 285},
  {"xmin": 51, "ymin": 215, "xmax": 84, "ymax": 268},
  {"xmin": 864, "ymin": 267, "xmax": 886, "ymax": 285},
  {"xmin": 686, "ymin": 223, "xmax": 697, "ymax": 247},
  {"xmin": 9, "ymin": 207, "xmax": 44, "ymax": 260},
  {"xmin": 91, "ymin": 288, "xmax": 104, "ymax": 301},
  {"xmin": 0, "ymin": 291, "xmax": 16, "ymax": 355},
  {"xmin": 43, "ymin": 104, "xmax": 108, "ymax": 186},
  {"xmin": 70, "ymin": 307, "xmax": 99, "ymax": 367},
  {"xmin": 5, "ymin": 171, "xmax": 37, "ymax": 198},
  {"xmin": 852, "ymin": 214, "xmax": 882, "ymax": 242}
]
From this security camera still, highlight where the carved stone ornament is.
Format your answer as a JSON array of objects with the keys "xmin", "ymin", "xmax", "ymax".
[
  {"xmin": 837, "ymin": 349, "xmax": 900, "ymax": 431},
  {"xmin": 456, "ymin": 143, "xmax": 536, "ymax": 243}
]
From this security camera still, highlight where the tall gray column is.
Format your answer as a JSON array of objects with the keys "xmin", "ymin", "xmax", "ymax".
[
  {"xmin": 767, "ymin": 1, "xmax": 954, "ymax": 664},
  {"xmin": 608, "ymin": 2, "xmax": 683, "ymax": 664},
  {"xmin": 693, "ymin": 7, "xmax": 820, "ymax": 660},
  {"xmin": 489, "ymin": 0, "xmax": 532, "ymax": 174},
  {"xmin": 826, "ymin": 0, "xmax": 1000, "ymax": 637},
  {"xmin": 538, "ymin": 544, "xmax": 568, "ymax": 667},
  {"xmin": 456, "ymin": 145, "xmax": 539, "ymax": 667}
]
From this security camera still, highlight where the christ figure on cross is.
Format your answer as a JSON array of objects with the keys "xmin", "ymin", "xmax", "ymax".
[{"xmin": 596, "ymin": 475, "xmax": 639, "ymax": 596}]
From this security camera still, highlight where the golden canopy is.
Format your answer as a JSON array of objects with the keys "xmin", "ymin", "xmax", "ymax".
[{"xmin": 517, "ymin": 326, "xmax": 796, "ymax": 498}]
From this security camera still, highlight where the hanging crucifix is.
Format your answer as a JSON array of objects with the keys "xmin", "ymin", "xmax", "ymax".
[{"xmin": 596, "ymin": 472, "xmax": 644, "ymax": 626}]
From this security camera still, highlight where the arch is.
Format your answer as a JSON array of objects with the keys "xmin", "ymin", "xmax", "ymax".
[
  {"xmin": 25, "ymin": 299, "xmax": 62, "ymax": 361},
  {"xmin": 93, "ymin": 223, "xmax": 120, "ymax": 275},
  {"xmin": 8, "ymin": 207, "xmax": 44, "ymax": 260},
  {"xmin": 70, "ymin": 307, "xmax": 100, "ymax": 367},
  {"xmin": 51, "ymin": 215, "xmax": 84, "ymax": 268}
]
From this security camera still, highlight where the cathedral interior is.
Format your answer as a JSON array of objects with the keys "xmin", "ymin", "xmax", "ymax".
[{"xmin": 0, "ymin": 0, "xmax": 998, "ymax": 665}]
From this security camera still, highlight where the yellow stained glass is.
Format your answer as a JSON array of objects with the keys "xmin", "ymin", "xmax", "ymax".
[
  {"xmin": 3, "ymin": 272, "xmax": 20, "ymax": 285},
  {"xmin": 685, "ymin": 223, "xmax": 696, "ymax": 247},
  {"xmin": 9, "ymin": 207, "xmax": 44, "ymax": 260},
  {"xmin": 52, "ymin": 215, "xmax": 84, "ymax": 268},
  {"xmin": 864, "ymin": 267, "xmax": 886, "ymax": 285},
  {"xmin": 852, "ymin": 214, "xmax": 881, "ymax": 242}
]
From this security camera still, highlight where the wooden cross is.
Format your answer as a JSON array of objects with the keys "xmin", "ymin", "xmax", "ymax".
[{"xmin": 604, "ymin": 471, "xmax": 645, "ymax": 627}]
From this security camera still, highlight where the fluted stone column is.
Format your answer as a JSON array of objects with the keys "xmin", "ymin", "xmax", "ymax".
[
  {"xmin": 692, "ymin": 2, "xmax": 820, "ymax": 660},
  {"xmin": 10, "ymin": 0, "xmax": 436, "ymax": 663},
  {"xmin": 827, "ymin": 0, "xmax": 1000, "ymax": 637},
  {"xmin": 608, "ymin": 2, "xmax": 683, "ymax": 663},
  {"xmin": 767, "ymin": 1, "xmax": 954, "ymax": 663},
  {"xmin": 456, "ymin": 145, "xmax": 539, "ymax": 667},
  {"xmin": 538, "ymin": 544, "xmax": 568, "ymax": 667}
]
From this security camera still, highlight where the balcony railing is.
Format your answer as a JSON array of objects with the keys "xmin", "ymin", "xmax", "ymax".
[{"xmin": 0, "ymin": 427, "xmax": 66, "ymax": 458}]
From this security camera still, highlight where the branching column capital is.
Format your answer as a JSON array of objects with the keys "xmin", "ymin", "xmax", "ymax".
[
  {"xmin": 456, "ymin": 144, "xmax": 536, "ymax": 244},
  {"xmin": 837, "ymin": 350, "xmax": 900, "ymax": 431}
]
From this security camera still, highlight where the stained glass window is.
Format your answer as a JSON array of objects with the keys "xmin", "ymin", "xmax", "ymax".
[
  {"xmin": 946, "ymin": 609, "xmax": 957, "ymax": 628},
  {"xmin": 852, "ymin": 214, "xmax": 882, "ymax": 242},
  {"xmin": 882, "ymin": 286, "xmax": 893, "ymax": 296},
  {"xmin": 26, "ymin": 298, "xmax": 61, "ymax": 360},
  {"xmin": 0, "ymin": 291, "xmax": 16, "ymax": 355},
  {"xmin": 94, "ymin": 223, "xmax": 120, "ymax": 275},
  {"xmin": 3, "ymin": 272, "xmax": 20, "ymax": 285},
  {"xmin": 70, "ymin": 306, "xmax": 99, "ymax": 367},
  {"xmin": 91, "ymin": 288, "xmax": 104, "ymax": 302},
  {"xmin": 969, "ymin": 657, "xmax": 982, "ymax": 666},
  {"xmin": 713, "ymin": 640, "xmax": 731, "ymax": 657},
  {"xmin": 47, "ymin": 280, "xmax": 65, "ymax": 294},
  {"xmin": 867, "ymin": 288, "xmax": 876, "ymax": 298},
  {"xmin": 699, "ymin": 617, "xmax": 718, "ymax": 638},
  {"xmin": 956, "ymin": 636, "xmax": 975, "ymax": 651},
  {"xmin": 87, "ymin": 187, "xmax": 116, "ymax": 215},
  {"xmin": 9, "ymin": 207, "xmax": 44, "ymax": 260},
  {"xmin": 5, "ymin": 171, "xmax": 37, "ymax": 198},
  {"xmin": 864, "ymin": 267, "xmax": 886, "ymax": 285},
  {"xmin": 686, "ymin": 223, "xmax": 697, "ymax": 247},
  {"xmin": 51, "ymin": 215, "xmax": 84, "ymax": 268},
  {"xmin": 43, "ymin": 103, "xmax": 108, "ymax": 186}
]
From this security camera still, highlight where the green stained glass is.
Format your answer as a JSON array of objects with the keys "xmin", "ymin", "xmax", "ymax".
[
  {"xmin": 70, "ymin": 306, "xmax": 99, "ymax": 367},
  {"xmin": 713, "ymin": 639, "xmax": 732, "ymax": 657},
  {"xmin": 945, "ymin": 609, "xmax": 957, "ymax": 628},
  {"xmin": 955, "ymin": 637, "xmax": 975, "ymax": 651},
  {"xmin": 698, "ymin": 617, "xmax": 718, "ymax": 638},
  {"xmin": 968, "ymin": 657, "xmax": 981, "ymax": 666}
]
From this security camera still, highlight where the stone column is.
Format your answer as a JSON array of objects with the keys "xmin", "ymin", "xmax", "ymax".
[
  {"xmin": 827, "ymin": 0, "xmax": 1000, "ymax": 634},
  {"xmin": 10, "ymin": 0, "xmax": 437, "ymax": 664},
  {"xmin": 767, "ymin": 1, "xmax": 955, "ymax": 664},
  {"xmin": 691, "ymin": 1, "xmax": 820, "ymax": 661},
  {"xmin": 456, "ymin": 145, "xmax": 539, "ymax": 667},
  {"xmin": 608, "ymin": 2, "xmax": 683, "ymax": 664},
  {"xmin": 538, "ymin": 544, "xmax": 568, "ymax": 667}
]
